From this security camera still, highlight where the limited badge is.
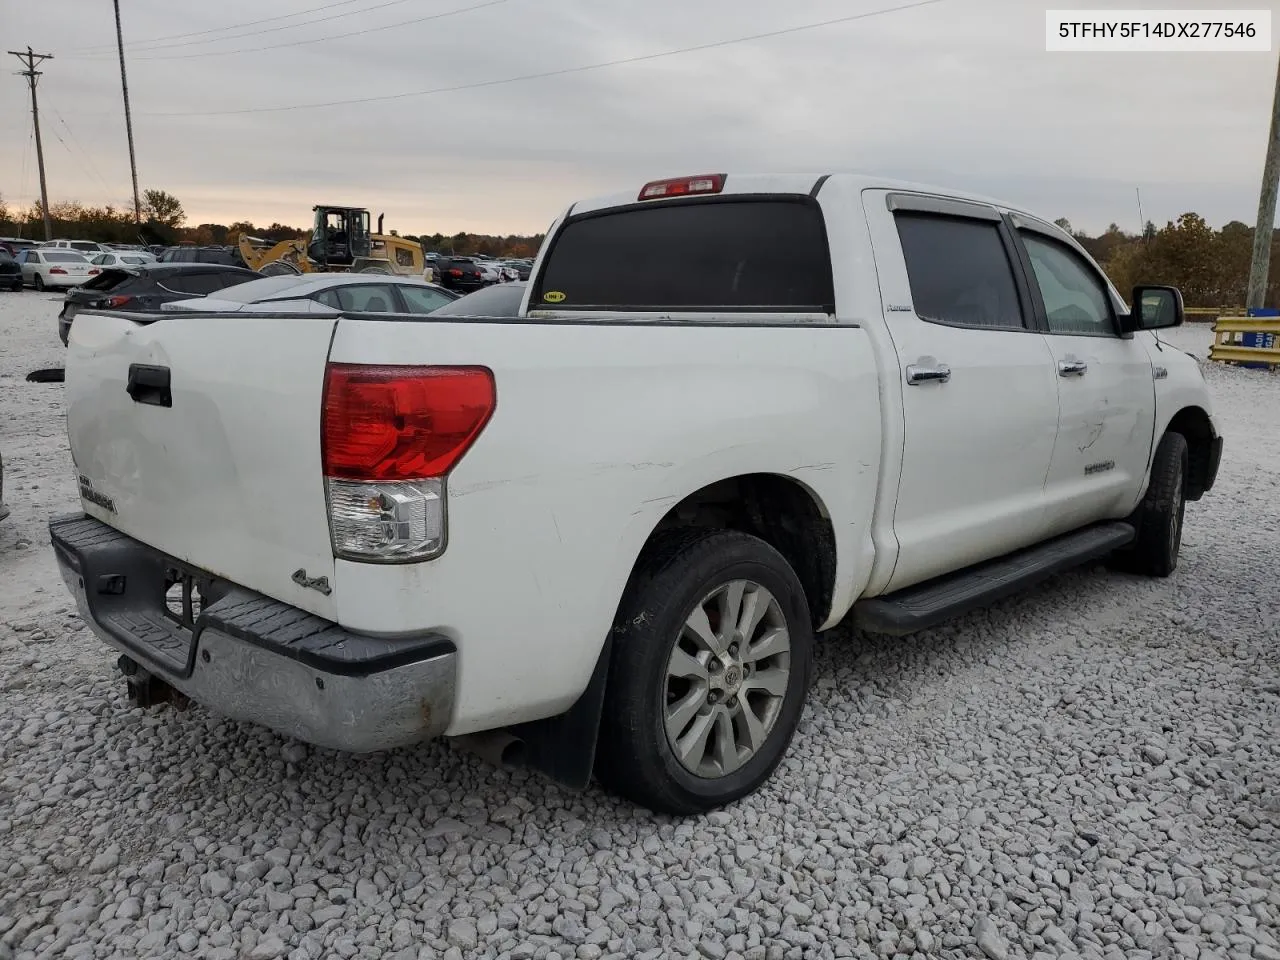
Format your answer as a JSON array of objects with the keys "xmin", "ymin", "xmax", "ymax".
[{"xmin": 543, "ymin": 291, "xmax": 566, "ymax": 303}]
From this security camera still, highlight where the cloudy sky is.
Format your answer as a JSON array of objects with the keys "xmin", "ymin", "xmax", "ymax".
[{"xmin": 1, "ymin": 0, "xmax": 1274, "ymax": 236}]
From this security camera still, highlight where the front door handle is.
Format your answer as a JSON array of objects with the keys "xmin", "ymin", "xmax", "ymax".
[
  {"xmin": 906, "ymin": 363, "xmax": 951, "ymax": 385},
  {"xmin": 1058, "ymin": 360, "xmax": 1088, "ymax": 377}
]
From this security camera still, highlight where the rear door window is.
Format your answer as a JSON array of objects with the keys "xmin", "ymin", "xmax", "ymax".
[
  {"xmin": 894, "ymin": 214, "xmax": 1027, "ymax": 330},
  {"xmin": 334, "ymin": 284, "xmax": 397, "ymax": 312},
  {"xmin": 532, "ymin": 198, "xmax": 834, "ymax": 312},
  {"xmin": 159, "ymin": 272, "xmax": 233, "ymax": 296}
]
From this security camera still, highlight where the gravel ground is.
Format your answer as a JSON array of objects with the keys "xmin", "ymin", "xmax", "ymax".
[{"xmin": 1, "ymin": 290, "xmax": 1277, "ymax": 960}]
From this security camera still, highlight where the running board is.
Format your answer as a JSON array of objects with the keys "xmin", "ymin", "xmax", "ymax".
[{"xmin": 853, "ymin": 522, "xmax": 1136, "ymax": 636}]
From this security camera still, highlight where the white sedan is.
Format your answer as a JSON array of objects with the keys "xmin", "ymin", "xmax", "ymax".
[
  {"xmin": 161, "ymin": 273, "xmax": 460, "ymax": 315},
  {"xmin": 91, "ymin": 251, "xmax": 156, "ymax": 270},
  {"xmin": 16, "ymin": 249, "xmax": 98, "ymax": 290}
]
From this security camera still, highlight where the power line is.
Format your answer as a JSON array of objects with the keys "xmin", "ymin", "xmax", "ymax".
[
  {"xmin": 65, "ymin": 0, "xmax": 377, "ymax": 53},
  {"xmin": 49, "ymin": 104, "xmax": 120, "ymax": 202},
  {"xmin": 66, "ymin": 0, "xmax": 421, "ymax": 59},
  {"xmin": 111, "ymin": 0, "xmax": 510, "ymax": 62},
  {"xmin": 142, "ymin": 0, "xmax": 948, "ymax": 117}
]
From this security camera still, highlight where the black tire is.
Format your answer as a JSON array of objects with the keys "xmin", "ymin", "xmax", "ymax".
[
  {"xmin": 1114, "ymin": 431, "xmax": 1188, "ymax": 577},
  {"xmin": 596, "ymin": 529, "xmax": 814, "ymax": 815},
  {"xmin": 33, "ymin": 275, "xmax": 44, "ymax": 292}
]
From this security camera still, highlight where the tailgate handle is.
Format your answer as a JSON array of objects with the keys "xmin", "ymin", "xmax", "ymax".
[{"xmin": 126, "ymin": 364, "xmax": 172, "ymax": 407}]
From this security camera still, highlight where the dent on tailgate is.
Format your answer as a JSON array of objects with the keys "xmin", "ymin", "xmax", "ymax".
[{"xmin": 65, "ymin": 310, "xmax": 341, "ymax": 619}]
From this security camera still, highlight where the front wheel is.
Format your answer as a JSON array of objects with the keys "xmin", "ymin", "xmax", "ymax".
[
  {"xmin": 596, "ymin": 530, "xmax": 813, "ymax": 814},
  {"xmin": 1114, "ymin": 431, "xmax": 1188, "ymax": 577}
]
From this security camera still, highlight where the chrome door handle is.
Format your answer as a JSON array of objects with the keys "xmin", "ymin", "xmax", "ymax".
[
  {"xmin": 906, "ymin": 363, "xmax": 951, "ymax": 385},
  {"xmin": 1058, "ymin": 360, "xmax": 1088, "ymax": 377}
]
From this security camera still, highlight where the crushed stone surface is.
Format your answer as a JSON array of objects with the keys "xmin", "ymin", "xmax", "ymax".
[{"xmin": 1, "ymin": 291, "xmax": 1276, "ymax": 959}]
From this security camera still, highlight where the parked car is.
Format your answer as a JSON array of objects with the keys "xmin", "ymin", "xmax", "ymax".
[
  {"xmin": 434, "ymin": 256, "xmax": 489, "ymax": 292},
  {"xmin": 162, "ymin": 274, "xmax": 459, "ymax": 315},
  {"xmin": 0, "ymin": 237, "xmax": 38, "ymax": 256},
  {"xmin": 91, "ymin": 251, "xmax": 156, "ymax": 270},
  {"xmin": 0, "ymin": 250, "xmax": 23, "ymax": 291},
  {"xmin": 50, "ymin": 172, "xmax": 1220, "ymax": 815},
  {"xmin": 431, "ymin": 280, "xmax": 526, "ymax": 317},
  {"xmin": 16, "ymin": 249, "xmax": 97, "ymax": 290},
  {"xmin": 498, "ymin": 260, "xmax": 533, "ymax": 281},
  {"xmin": 43, "ymin": 239, "xmax": 112, "ymax": 257},
  {"xmin": 58, "ymin": 263, "xmax": 263, "ymax": 346},
  {"xmin": 159, "ymin": 245, "xmax": 243, "ymax": 267}
]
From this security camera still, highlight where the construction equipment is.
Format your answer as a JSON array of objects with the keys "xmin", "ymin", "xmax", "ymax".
[{"xmin": 237, "ymin": 206, "xmax": 426, "ymax": 278}]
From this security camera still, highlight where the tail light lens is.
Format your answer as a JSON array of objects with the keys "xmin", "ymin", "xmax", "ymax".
[
  {"xmin": 321, "ymin": 364, "xmax": 495, "ymax": 562},
  {"xmin": 102, "ymin": 295, "xmax": 133, "ymax": 308},
  {"xmin": 448, "ymin": 268, "xmax": 463, "ymax": 277},
  {"xmin": 88, "ymin": 268, "xmax": 101, "ymax": 275},
  {"xmin": 49, "ymin": 267, "xmax": 68, "ymax": 275},
  {"xmin": 638, "ymin": 174, "xmax": 726, "ymax": 200}
]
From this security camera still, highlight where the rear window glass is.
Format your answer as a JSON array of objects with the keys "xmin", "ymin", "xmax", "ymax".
[
  {"xmin": 533, "ymin": 198, "xmax": 834, "ymax": 312},
  {"xmin": 45, "ymin": 251, "xmax": 89, "ymax": 263}
]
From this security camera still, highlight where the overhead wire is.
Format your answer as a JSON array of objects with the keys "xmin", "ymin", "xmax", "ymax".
[
  {"xmin": 141, "ymin": 0, "xmax": 949, "ymax": 117},
  {"xmin": 64, "ymin": 0, "xmax": 427, "ymax": 59},
  {"xmin": 63, "ymin": 0, "xmax": 390, "ymax": 54},
  {"xmin": 50, "ymin": 105, "xmax": 122, "ymax": 205}
]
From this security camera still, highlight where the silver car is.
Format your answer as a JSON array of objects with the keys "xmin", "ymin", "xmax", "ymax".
[{"xmin": 161, "ymin": 273, "xmax": 460, "ymax": 315}]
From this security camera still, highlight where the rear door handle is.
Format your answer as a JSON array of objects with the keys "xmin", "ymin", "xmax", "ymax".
[
  {"xmin": 906, "ymin": 363, "xmax": 951, "ymax": 385},
  {"xmin": 1058, "ymin": 360, "xmax": 1088, "ymax": 377},
  {"xmin": 126, "ymin": 363, "xmax": 172, "ymax": 407}
]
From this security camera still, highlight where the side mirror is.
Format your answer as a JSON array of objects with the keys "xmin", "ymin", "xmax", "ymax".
[{"xmin": 1126, "ymin": 285, "xmax": 1184, "ymax": 332}]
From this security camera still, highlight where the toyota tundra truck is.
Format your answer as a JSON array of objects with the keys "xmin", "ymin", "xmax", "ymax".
[{"xmin": 50, "ymin": 173, "xmax": 1222, "ymax": 814}]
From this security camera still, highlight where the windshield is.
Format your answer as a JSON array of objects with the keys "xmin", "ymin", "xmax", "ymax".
[
  {"xmin": 432, "ymin": 282, "xmax": 526, "ymax": 317},
  {"xmin": 202, "ymin": 275, "xmax": 314, "ymax": 303}
]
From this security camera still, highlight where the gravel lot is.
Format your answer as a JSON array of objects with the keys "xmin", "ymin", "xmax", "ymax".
[{"xmin": 1, "ymin": 289, "xmax": 1277, "ymax": 960}]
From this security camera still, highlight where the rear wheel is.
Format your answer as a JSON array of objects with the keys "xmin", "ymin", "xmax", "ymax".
[
  {"xmin": 33, "ymin": 275, "xmax": 44, "ymax": 292},
  {"xmin": 1113, "ymin": 431, "xmax": 1188, "ymax": 577},
  {"xmin": 596, "ymin": 530, "xmax": 813, "ymax": 814}
]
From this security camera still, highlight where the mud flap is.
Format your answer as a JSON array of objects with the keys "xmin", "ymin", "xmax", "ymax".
[{"xmin": 510, "ymin": 636, "xmax": 612, "ymax": 790}]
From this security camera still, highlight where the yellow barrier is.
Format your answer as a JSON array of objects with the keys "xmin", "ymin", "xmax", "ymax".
[
  {"xmin": 1186, "ymin": 307, "xmax": 1247, "ymax": 320},
  {"xmin": 1209, "ymin": 317, "xmax": 1280, "ymax": 369}
]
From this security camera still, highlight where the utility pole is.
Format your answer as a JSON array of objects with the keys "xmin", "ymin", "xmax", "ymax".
[
  {"xmin": 8, "ymin": 46, "xmax": 54, "ymax": 241},
  {"xmin": 1246, "ymin": 50, "xmax": 1280, "ymax": 311},
  {"xmin": 112, "ymin": 0, "xmax": 142, "ymax": 225}
]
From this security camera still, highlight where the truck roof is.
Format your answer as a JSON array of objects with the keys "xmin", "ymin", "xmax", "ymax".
[{"xmin": 567, "ymin": 172, "xmax": 1034, "ymax": 221}]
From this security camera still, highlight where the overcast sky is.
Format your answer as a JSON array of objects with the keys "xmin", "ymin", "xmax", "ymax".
[{"xmin": 1, "ymin": 0, "xmax": 1274, "ymax": 236}]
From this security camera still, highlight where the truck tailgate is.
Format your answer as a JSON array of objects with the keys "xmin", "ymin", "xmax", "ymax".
[{"xmin": 65, "ymin": 310, "xmax": 340, "ymax": 619}]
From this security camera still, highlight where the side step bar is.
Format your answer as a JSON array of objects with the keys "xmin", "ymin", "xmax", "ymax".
[{"xmin": 853, "ymin": 521, "xmax": 1136, "ymax": 636}]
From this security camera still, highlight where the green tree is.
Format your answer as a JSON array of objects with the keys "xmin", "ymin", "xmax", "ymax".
[{"xmin": 143, "ymin": 189, "xmax": 186, "ymax": 228}]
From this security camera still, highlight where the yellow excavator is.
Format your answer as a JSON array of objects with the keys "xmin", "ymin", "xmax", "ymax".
[{"xmin": 237, "ymin": 205, "xmax": 428, "ymax": 278}]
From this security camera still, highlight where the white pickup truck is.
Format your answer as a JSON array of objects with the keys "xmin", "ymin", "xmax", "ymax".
[{"xmin": 50, "ymin": 173, "xmax": 1222, "ymax": 814}]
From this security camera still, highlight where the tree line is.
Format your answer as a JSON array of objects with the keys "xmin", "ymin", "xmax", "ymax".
[
  {"xmin": 1054, "ymin": 214, "xmax": 1276, "ymax": 308},
  {"xmin": 0, "ymin": 191, "xmax": 544, "ymax": 260},
  {"xmin": 2, "ymin": 189, "xmax": 1275, "ymax": 304}
]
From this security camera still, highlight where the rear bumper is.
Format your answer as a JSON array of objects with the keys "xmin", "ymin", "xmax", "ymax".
[{"xmin": 49, "ymin": 514, "xmax": 457, "ymax": 752}]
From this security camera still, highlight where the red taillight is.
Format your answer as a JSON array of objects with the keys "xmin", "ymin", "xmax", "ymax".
[
  {"xmin": 638, "ymin": 174, "xmax": 726, "ymax": 201},
  {"xmin": 49, "ymin": 267, "xmax": 68, "ymax": 275},
  {"xmin": 448, "ymin": 268, "xmax": 463, "ymax": 277},
  {"xmin": 104, "ymin": 295, "xmax": 133, "ymax": 308},
  {"xmin": 88, "ymin": 268, "xmax": 101, "ymax": 275},
  {"xmin": 321, "ymin": 364, "xmax": 496, "ymax": 482}
]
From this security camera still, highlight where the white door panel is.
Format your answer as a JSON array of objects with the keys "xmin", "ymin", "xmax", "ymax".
[
  {"xmin": 863, "ymin": 191, "xmax": 1061, "ymax": 592},
  {"xmin": 1016, "ymin": 228, "xmax": 1156, "ymax": 534}
]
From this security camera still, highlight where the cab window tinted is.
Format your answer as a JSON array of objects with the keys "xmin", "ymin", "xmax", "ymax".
[
  {"xmin": 533, "ymin": 198, "xmax": 834, "ymax": 312},
  {"xmin": 1021, "ymin": 233, "xmax": 1115, "ymax": 336},
  {"xmin": 895, "ymin": 214, "xmax": 1026, "ymax": 330}
]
